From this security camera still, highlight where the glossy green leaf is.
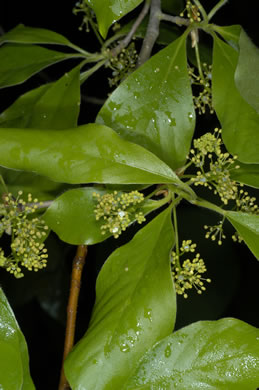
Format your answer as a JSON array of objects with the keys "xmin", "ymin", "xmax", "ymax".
[
  {"xmin": 235, "ymin": 29, "xmax": 259, "ymax": 114},
  {"xmin": 86, "ymin": 0, "xmax": 144, "ymax": 38},
  {"xmin": 226, "ymin": 211, "xmax": 259, "ymax": 260},
  {"xmin": 0, "ymin": 44, "xmax": 83, "ymax": 88},
  {"xmin": 0, "ymin": 66, "xmax": 81, "ymax": 129},
  {"xmin": 0, "ymin": 84, "xmax": 49, "ymax": 128},
  {"xmin": 0, "ymin": 124, "xmax": 185, "ymax": 186},
  {"xmin": 212, "ymin": 35, "xmax": 259, "ymax": 163},
  {"xmin": 0, "ymin": 24, "xmax": 73, "ymax": 47},
  {"xmin": 230, "ymin": 162, "xmax": 259, "ymax": 188},
  {"xmin": 43, "ymin": 187, "xmax": 168, "ymax": 245},
  {"xmin": 0, "ymin": 288, "xmax": 35, "ymax": 390},
  {"xmin": 24, "ymin": 66, "xmax": 81, "ymax": 129},
  {"xmin": 65, "ymin": 207, "xmax": 176, "ymax": 389},
  {"xmin": 0, "ymin": 166, "xmax": 68, "ymax": 201},
  {"xmin": 124, "ymin": 318, "xmax": 259, "ymax": 389},
  {"xmin": 213, "ymin": 24, "xmax": 241, "ymax": 50},
  {"xmin": 97, "ymin": 32, "xmax": 195, "ymax": 170}
]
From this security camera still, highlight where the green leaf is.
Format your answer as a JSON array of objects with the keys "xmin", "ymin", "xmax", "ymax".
[
  {"xmin": 0, "ymin": 66, "xmax": 81, "ymax": 129},
  {"xmin": 235, "ymin": 29, "xmax": 259, "ymax": 114},
  {"xmin": 213, "ymin": 24, "xmax": 241, "ymax": 50},
  {"xmin": 124, "ymin": 318, "xmax": 259, "ymax": 389},
  {"xmin": 226, "ymin": 211, "xmax": 259, "ymax": 260},
  {"xmin": 97, "ymin": 32, "xmax": 195, "ymax": 170},
  {"xmin": 230, "ymin": 162, "xmax": 259, "ymax": 188},
  {"xmin": 0, "ymin": 124, "xmax": 186, "ymax": 186},
  {"xmin": 0, "ymin": 24, "xmax": 74, "ymax": 47},
  {"xmin": 43, "ymin": 187, "xmax": 168, "ymax": 245},
  {"xmin": 0, "ymin": 166, "xmax": 68, "ymax": 201},
  {"xmin": 0, "ymin": 288, "xmax": 35, "ymax": 390},
  {"xmin": 65, "ymin": 207, "xmax": 176, "ymax": 389},
  {"xmin": 86, "ymin": 0, "xmax": 144, "ymax": 38},
  {"xmin": 0, "ymin": 84, "xmax": 49, "ymax": 128},
  {"xmin": 0, "ymin": 44, "xmax": 83, "ymax": 88},
  {"xmin": 212, "ymin": 35, "xmax": 259, "ymax": 163}
]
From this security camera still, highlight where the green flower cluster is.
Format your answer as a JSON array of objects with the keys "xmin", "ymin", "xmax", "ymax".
[
  {"xmin": 190, "ymin": 129, "xmax": 240, "ymax": 205},
  {"xmin": 171, "ymin": 240, "xmax": 211, "ymax": 299},
  {"xmin": 106, "ymin": 43, "xmax": 138, "ymax": 87},
  {"xmin": 0, "ymin": 192, "xmax": 48, "ymax": 278},
  {"xmin": 93, "ymin": 190, "xmax": 146, "ymax": 238},
  {"xmin": 180, "ymin": 1, "xmax": 201, "ymax": 22},
  {"xmin": 189, "ymin": 63, "xmax": 214, "ymax": 115},
  {"xmin": 72, "ymin": 1, "xmax": 96, "ymax": 33},
  {"xmin": 204, "ymin": 219, "xmax": 226, "ymax": 245},
  {"xmin": 189, "ymin": 129, "xmax": 259, "ymax": 244}
]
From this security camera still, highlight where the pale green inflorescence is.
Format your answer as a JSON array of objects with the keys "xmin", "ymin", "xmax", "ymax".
[
  {"xmin": 180, "ymin": 1, "xmax": 201, "ymax": 22},
  {"xmin": 106, "ymin": 43, "xmax": 138, "ymax": 87},
  {"xmin": 0, "ymin": 192, "xmax": 48, "ymax": 278},
  {"xmin": 93, "ymin": 190, "xmax": 146, "ymax": 238},
  {"xmin": 189, "ymin": 63, "xmax": 214, "ymax": 115},
  {"xmin": 171, "ymin": 240, "xmax": 211, "ymax": 299},
  {"xmin": 189, "ymin": 128, "xmax": 259, "ymax": 244}
]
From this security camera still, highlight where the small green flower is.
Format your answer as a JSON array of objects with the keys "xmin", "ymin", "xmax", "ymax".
[
  {"xmin": 189, "ymin": 63, "xmax": 214, "ymax": 115},
  {"xmin": 204, "ymin": 220, "xmax": 226, "ymax": 246},
  {"xmin": 106, "ymin": 43, "xmax": 138, "ymax": 87},
  {"xmin": 171, "ymin": 240, "xmax": 211, "ymax": 298},
  {"xmin": 180, "ymin": 1, "xmax": 201, "ymax": 23},
  {"xmin": 93, "ymin": 190, "xmax": 146, "ymax": 238},
  {"xmin": 189, "ymin": 129, "xmax": 259, "ymax": 245},
  {"xmin": 0, "ymin": 192, "xmax": 48, "ymax": 278}
]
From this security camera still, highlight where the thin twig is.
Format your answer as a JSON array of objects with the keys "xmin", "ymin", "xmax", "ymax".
[
  {"xmin": 80, "ymin": 59, "xmax": 106, "ymax": 84},
  {"xmin": 27, "ymin": 200, "xmax": 53, "ymax": 209},
  {"xmin": 110, "ymin": 0, "xmax": 151, "ymax": 57},
  {"xmin": 58, "ymin": 245, "xmax": 88, "ymax": 390},
  {"xmin": 137, "ymin": 0, "xmax": 161, "ymax": 67},
  {"xmin": 160, "ymin": 13, "xmax": 190, "ymax": 26},
  {"xmin": 82, "ymin": 95, "xmax": 106, "ymax": 105},
  {"xmin": 208, "ymin": 0, "xmax": 228, "ymax": 21}
]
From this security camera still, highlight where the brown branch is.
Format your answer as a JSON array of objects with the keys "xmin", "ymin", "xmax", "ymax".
[
  {"xmin": 58, "ymin": 245, "xmax": 88, "ymax": 390},
  {"xmin": 137, "ymin": 0, "xmax": 161, "ymax": 67},
  {"xmin": 110, "ymin": 0, "xmax": 151, "ymax": 57}
]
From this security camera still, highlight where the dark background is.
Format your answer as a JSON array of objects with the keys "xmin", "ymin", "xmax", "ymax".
[{"xmin": 1, "ymin": 1, "xmax": 259, "ymax": 389}]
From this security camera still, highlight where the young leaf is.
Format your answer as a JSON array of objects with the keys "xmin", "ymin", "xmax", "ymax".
[
  {"xmin": 212, "ymin": 35, "xmax": 259, "ymax": 163},
  {"xmin": 235, "ymin": 29, "xmax": 259, "ymax": 114},
  {"xmin": 0, "ymin": 44, "xmax": 84, "ymax": 88},
  {"xmin": 124, "ymin": 318, "xmax": 259, "ymax": 389},
  {"xmin": 65, "ymin": 207, "xmax": 176, "ymax": 389},
  {"xmin": 97, "ymin": 32, "xmax": 195, "ymax": 170},
  {"xmin": 230, "ymin": 162, "xmax": 259, "ymax": 189},
  {"xmin": 226, "ymin": 211, "xmax": 259, "ymax": 260},
  {"xmin": 86, "ymin": 0, "xmax": 144, "ymax": 39},
  {"xmin": 0, "ymin": 124, "xmax": 186, "ymax": 186},
  {"xmin": 0, "ymin": 24, "xmax": 74, "ymax": 47},
  {"xmin": 0, "ymin": 66, "xmax": 81, "ymax": 129},
  {"xmin": 43, "ymin": 187, "xmax": 168, "ymax": 245},
  {"xmin": 0, "ymin": 288, "xmax": 35, "ymax": 390}
]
